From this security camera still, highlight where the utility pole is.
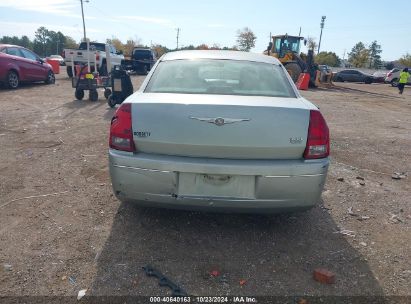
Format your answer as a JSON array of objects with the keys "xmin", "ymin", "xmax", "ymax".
[
  {"xmin": 298, "ymin": 27, "xmax": 301, "ymax": 36},
  {"xmin": 80, "ymin": 0, "xmax": 88, "ymax": 41},
  {"xmin": 176, "ymin": 28, "xmax": 180, "ymax": 49},
  {"xmin": 317, "ymin": 16, "xmax": 326, "ymax": 54},
  {"xmin": 342, "ymin": 49, "xmax": 346, "ymax": 67}
]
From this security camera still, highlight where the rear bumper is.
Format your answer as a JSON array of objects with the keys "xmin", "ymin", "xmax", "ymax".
[{"xmin": 109, "ymin": 150, "xmax": 329, "ymax": 213}]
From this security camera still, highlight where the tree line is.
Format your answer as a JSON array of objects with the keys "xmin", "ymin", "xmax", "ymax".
[
  {"xmin": 0, "ymin": 27, "xmax": 77, "ymax": 57},
  {"xmin": 2, "ymin": 26, "xmax": 410, "ymax": 68}
]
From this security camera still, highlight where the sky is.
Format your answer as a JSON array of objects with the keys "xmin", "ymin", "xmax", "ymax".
[{"xmin": 0, "ymin": 0, "xmax": 410, "ymax": 61}]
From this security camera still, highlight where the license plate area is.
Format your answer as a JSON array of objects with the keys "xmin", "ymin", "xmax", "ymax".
[{"xmin": 178, "ymin": 173, "xmax": 255, "ymax": 199}]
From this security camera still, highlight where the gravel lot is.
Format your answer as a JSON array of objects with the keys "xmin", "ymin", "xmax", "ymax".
[{"xmin": 0, "ymin": 74, "xmax": 410, "ymax": 300}]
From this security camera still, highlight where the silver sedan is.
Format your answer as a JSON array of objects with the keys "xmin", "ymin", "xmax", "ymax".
[{"xmin": 109, "ymin": 50, "xmax": 330, "ymax": 213}]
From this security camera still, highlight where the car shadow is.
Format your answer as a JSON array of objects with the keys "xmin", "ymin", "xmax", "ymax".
[
  {"xmin": 59, "ymin": 98, "xmax": 109, "ymax": 119},
  {"xmin": 0, "ymin": 81, "xmax": 51, "ymax": 91},
  {"xmin": 90, "ymin": 202, "xmax": 385, "ymax": 298}
]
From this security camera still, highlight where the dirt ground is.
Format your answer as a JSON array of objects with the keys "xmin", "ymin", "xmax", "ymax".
[{"xmin": 0, "ymin": 73, "xmax": 410, "ymax": 300}]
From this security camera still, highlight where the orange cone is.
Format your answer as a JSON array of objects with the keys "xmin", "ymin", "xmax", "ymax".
[{"xmin": 296, "ymin": 73, "xmax": 310, "ymax": 90}]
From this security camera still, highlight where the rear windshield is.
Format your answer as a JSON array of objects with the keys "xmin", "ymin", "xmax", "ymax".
[
  {"xmin": 78, "ymin": 42, "xmax": 106, "ymax": 51},
  {"xmin": 133, "ymin": 49, "xmax": 152, "ymax": 59},
  {"xmin": 145, "ymin": 59, "xmax": 296, "ymax": 98}
]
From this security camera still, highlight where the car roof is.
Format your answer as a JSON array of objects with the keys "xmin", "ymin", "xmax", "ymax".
[
  {"xmin": 162, "ymin": 50, "xmax": 281, "ymax": 65},
  {"xmin": 0, "ymin": 44, "xmax": 20, "ymax": 49}
]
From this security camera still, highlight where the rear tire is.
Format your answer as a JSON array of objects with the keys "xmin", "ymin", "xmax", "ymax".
[
  {"xmin": 45, "ymin": 71, "xmax": 55, "ymax": 84},
  {"xmin": 104, "ymin": 88, "xmax": 112, "ymax": 99},
  {"xmin": 284, "ymin": 62, "xmax": 302, "ymax": 83},
  {"xmin": 99, "ymin": 63, "xmax": 108, "ymax": 76},
  {"xmin": 89, "ymin": 89, "xmax": 98, "ymax": 101},
  {"xmin": 107, "ymin": 95, "xmax": 117, "ymax": 108},
  {"xmin": 139, "ymin": 65, "xmax": 148, "ymax": 75},
  {"xmin": 67, "ymin": 66, "xmax": 73, "ymax": 78},
  {"xmin": 7, "ymin": 70, "xmax": 19, "ymax": 89},
  {"xmin": 75, "ymin": 89, "xmax": 84, "ymax": 100},
  {"xmin": 335, "ymin": 76, "xmax": 343, "ymax": 82},
  {"xmin": 365, "ymin": 78, "xmax": 373, "ymax": 84},
  {"xmin": 391, "ymin": 78, "xmax": 399, "ymax": 87}
]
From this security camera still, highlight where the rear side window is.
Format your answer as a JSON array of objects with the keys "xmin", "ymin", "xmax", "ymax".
[
  {"xmin": 6, "ymin": 47, "xmax": 24, "ymax": 58},
  {"xmin": 145, "ymin": 59, "xmax": 296, "ymax": 98},
  {"xmin": 133, "ymin": 50, "xmax": 152, "ymax": 59},
  {"xmin": 79, "ymin": 42, "xmax": 106, "ymax": 51}
]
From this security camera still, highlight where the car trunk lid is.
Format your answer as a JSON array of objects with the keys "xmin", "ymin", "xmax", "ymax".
[{"xmin": 130, "ymin": 93, "xmax": 311, "ymax": 160}]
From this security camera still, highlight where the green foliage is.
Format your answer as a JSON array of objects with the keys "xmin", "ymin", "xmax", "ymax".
[
  {"xmin": 152, "ymin": 44, "xmax": 170, "ymax": 57},
  {"xmin": 178, "ymin": 44, "xmax": 237, "ymax": 51},
  {"xmin": 306, "ymin": 37, "xmax": 318, "ymax": 51},
  {"xmin": 0, "ymin": 35, "xmax": 33, "ymax": 49},
  {"xmin": 1, "ymin": 27, "xmax": 78, "ymax": 56},
  {"xmin": 236, "ymin": 27, "xmax": 257, "ymax": 52},
  {"xmin": 399, "ymin": 53, "xmax": 411, "ymax": 67},
  {"xmin": 348, "ymin": 41, "xmax": 384, "ymax": 68},
  {"xmin": 315, "ymin": 51, "xmax": 341, "ymax": 67},
  {"xmin": 348, "ymin": 42, "xmax": 370, "ymax": 68},
  {"xmin": 384, "ymin": 62, "xmax": 394, "ymax": 70},
  {"xmin": 369, "ymin": 40, "xmax": 382, "ymax": 68}
]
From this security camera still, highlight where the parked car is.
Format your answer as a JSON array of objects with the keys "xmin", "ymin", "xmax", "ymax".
[
  {"xmin": 121, "ymin": 48, "xmax": 157, "ymax": 75},
  {"xmin": 372, "ymin": 71, "xmax": 387, "ymax": 83},
  {"xmin": 48, "ymin": 54, "xmax": 65, "ymax": 66},
  {"xmin": 0, "ymin": 44, "xmax": 55, "ymax": 89},
  {"xmin": 109, "ymin": 50, "xmax": 330, "ymax": 213},
  {"xmin": 333, "ymin": 69, "xmax": 374, "ymax": 84},
  {"xmin": 318, "ymin": 65, "xmax": 332, "ymax": 73},
  {"xmin": 385, "ymin": 68, "xmax": 411, "ymax": 87}
]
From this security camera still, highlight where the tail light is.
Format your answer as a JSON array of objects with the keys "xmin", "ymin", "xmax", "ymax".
[
  {"xmin": 96, "ymin": 53, "xmax": 100, "ymax": 61},
  {"xmin": 109, "ymin": 103, "xmax": 135, "ymax": 152},
  {"xmin": 303, "ymin": 110, "xmax": 330, "ymax": 159},
  {"xmin": 387, "ymin": 72, "xmax": 392, "ymax": 77}
]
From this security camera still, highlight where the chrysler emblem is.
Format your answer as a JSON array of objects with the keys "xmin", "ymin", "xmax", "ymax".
[
  {"xmin": 189, "ymin": 116, "xmax": 251, "ymax": 126},
  {"xmin": 214, "ymin": 117, "xmax": 225, "ymax": 126}
]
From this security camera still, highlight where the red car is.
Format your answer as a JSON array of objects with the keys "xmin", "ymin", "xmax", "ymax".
[{"xmin": 0, "ymin": 44, "xmax": 55, "ymax": 89}]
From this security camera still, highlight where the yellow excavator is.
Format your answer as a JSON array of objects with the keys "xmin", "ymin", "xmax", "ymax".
[{"xmin": 264, "ymin": 34, "xmax": 315, "ymax": 84}]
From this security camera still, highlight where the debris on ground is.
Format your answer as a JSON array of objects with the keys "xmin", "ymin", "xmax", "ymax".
[
  {"xmin": 77, "ymin": 289, "xmax": 87, "ymax": 300},
  {"xmin": 313, "ymin": 268, "xmax": 336, "ymax": 284},
  {"xmin": 68, "ymin": 276, "xmax": 76, "ymax": 285},
  {"xmin": 3, "ymin": 264, "xmax": 13, "ymax": 272},
  {"xmin": 389, "ymin": 213, "xmax": 404, "ymax": 224},
  {"xmin": 210, "ymin": 270, "xmax": 220, "ymax": 277},
  {"xmin": 239, "ymin": 279, "xmax": 247, "ymax": 286},
  {"xmin": 142, "ymin": 265, "xmax": 188, "ymax": 296},
  {"xmin": 359, "ymin": 181, "xmax": 366, "ymax": 186},
  {"xmin": 357, "ymin": 216, "xmax": 370, "ymax": 221},
  {"xmin": 337, "ymin": 177, "xmax": 344, "ymax": 182},
  {"xmin": 356, "ymin": 176, "xmax": 365, "ymax": 180},
  {"xmin": 391, "ymin": 172, "xmax": 407, "ymax": 180},
  {"xmin": 360, "ymin": 242, "xmax": 367, "ymax": 247},
  {"xmin": 348, "ymin": 207, "xmax": 357, "ymax": 216},
  {"xmin": 334, "ymin": 229, "xmax": 356, "ymax": 237},
  {"xmin": 218, "ymin": 275, "xmax": 228, "ymax": 284}
]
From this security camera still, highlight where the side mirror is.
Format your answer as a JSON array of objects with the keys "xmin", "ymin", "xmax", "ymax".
[
  {"xmin": 37, "ymin": 58, "xmax": 44, "ymax": 64},
  {"xmin": 304, "ymin": 39, "xmax": 307, "ymax": 46},
  {"xmin": 116, "ymin": 50, "xmax": 123, "ymax": 55}
]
